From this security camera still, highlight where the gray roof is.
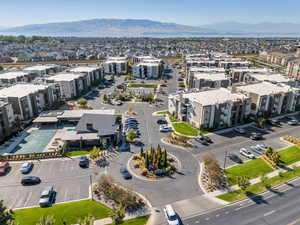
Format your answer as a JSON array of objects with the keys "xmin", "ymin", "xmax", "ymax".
[{"xmin": 76, "ymin": 114, "xmax": 117, "ymax": 136}]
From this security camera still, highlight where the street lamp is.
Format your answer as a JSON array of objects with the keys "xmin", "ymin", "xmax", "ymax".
[{"xmin": 223, "ymin": 150, "xmax": 228, "ymax": 169}]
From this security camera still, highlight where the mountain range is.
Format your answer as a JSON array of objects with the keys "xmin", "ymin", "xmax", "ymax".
[{"xmin": 0, "ymin": 19, "xmax": 300, "ymax": 37}]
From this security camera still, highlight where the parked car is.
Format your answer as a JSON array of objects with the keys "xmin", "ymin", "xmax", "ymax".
[
  {"xmin": 79, "ymin": 156, "xmax": 89, "ymax": 168},
  {"xmin": 256, "ymin": 144, "xmax": 267, "ymax": 151},
  {"xmin": 250, "ymin": 132, "xmax": 263, "ymax": 140},
  {"xmin": 0, "ymin": 162, "xmax": 10, "ymax": 175},
  {"xmin": 240, "ymin": 148, "xmax": 255, "ymax": 159},
  {"xmin": 227, "ymin": 153, "xmax": 243, "ymax": 164},
  {"xmin": 116, "ymin": 100, "xmax": 123, "ymax": 106},
  {"xmin": 163, "ymin": 204, "xmax": 180, "ymax": 225},
  {"xmin": 195, "ymin": 134, "xmax": 212, "ymax": 143},
  {"xmin": 120, "ymin": 168, "xmax": 132, "ymax": 180},
  {"xmin": 267, "ymin": 119, "xmax": 281, "ymax": 126},
  {"xmin": 157, "ymin": 119, "xmax": 167, "ymax": 124},
  {"xmin": 39, "ymin": 186, "xmax": 54, "ymax": 207},
  {"xmin": 20, "ymin": 162, "xmax": 33, "ymax": 174},
  {"xmin": 249, "ymin": 146, "xmax": 264, "ymax": 155},
  {"xmin": 159, "ymin": 125, "xmax": 173, "ymax": 132},
  {"xmin": 195, "ymin": 136, "xmax": 209, "ymax": 145},
  {"xmin": 21, "ymin": 176, "xmax": 41, "ymax": 185},
  {"xmin": 233, "ymin": 127, "xmax": 246, "ymax": 134},
  {"xmin": 288, "ymin": 119, "xmax": 299, "ymax": 126}
]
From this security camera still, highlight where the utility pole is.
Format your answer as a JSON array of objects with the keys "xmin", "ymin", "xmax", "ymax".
[
  {"xmin": 90, "ymin": 174, "xmax": 93, "ymax": 200},
  {"xmin": 223, "ymin": 150, "xmax": 228, "ymax": 169}
]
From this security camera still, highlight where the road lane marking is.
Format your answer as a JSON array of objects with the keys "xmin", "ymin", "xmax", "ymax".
[{"xmin": 264, "ymin": 210, "xmax": 275, "ymax": 217}]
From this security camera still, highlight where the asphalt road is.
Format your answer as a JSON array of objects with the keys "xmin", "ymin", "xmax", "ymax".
[{"xmin": 182, "ymin": 177, "xmax": 300, "ymax": 225}]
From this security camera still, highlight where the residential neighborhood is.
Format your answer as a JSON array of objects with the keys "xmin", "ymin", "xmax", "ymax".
[{"xmin": 1, "ymin": 2, "xmax": 300, "ymax": 224}]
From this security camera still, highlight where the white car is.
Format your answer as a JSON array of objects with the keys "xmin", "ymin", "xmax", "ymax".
[
  {"xmin": 240, "ymin": 148, "xmax": 255, "ymax": 159},
  {"xmin": 233, "ymin": 127, "xmax": 246, "ymax": 134},
  {"xmin": 159, "ymin": 125, "xmax": 173, "ymax": 132},
  {"xmin": 163, "ymin": 205, "xmax": 179, "ymax": 225}
]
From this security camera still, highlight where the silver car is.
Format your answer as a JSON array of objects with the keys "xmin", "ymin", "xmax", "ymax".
[
  {"xmin": 39, "ymin": 186, "xmax": 54, "ymax": 207},
  {"xmin": 19, "ymin": 162, "xmax": 33, "ymax": 174}
]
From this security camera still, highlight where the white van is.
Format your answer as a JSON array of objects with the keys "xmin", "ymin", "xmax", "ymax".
[{"xmin": 163, "ymin": 204, "xmax": 180, "ymax": 225}]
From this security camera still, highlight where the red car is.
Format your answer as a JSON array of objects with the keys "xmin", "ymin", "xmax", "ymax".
[{"xmin": 0, "ymin": 162, "xmax": 10, "ymax": 175}]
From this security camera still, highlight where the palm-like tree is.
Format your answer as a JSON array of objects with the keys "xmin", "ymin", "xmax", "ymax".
[
  {"xmin": 36, "ymin": 215, "xmax": 55, "ymax": 225},
  {"xmin": 109, "ymin": 204, "xmax": 125, "ymax": 225},
  {"xmin": 0, "ymin": 200, "xmax": 13, "ymax": 224},
  {"xmin": 77, "ymin": 215, "xmax": 95, "ymax": 225}
]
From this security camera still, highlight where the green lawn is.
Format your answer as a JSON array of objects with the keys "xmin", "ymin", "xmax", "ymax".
[
  {"xmin": 225, "ymin": 158, "xmax": 273, "ymax": 186},
  {"xmin": 218, "ymin": 166, "xmax": 300, "ymax": 202},
  {"xmin": 156, "ymin": 111, "xmax": 169, "ymax": 115},
  {"xmin": 169, "ymin": 116, "xmax": 178, "ymax": 122},
  {"xmin": 278, "ymin": 145, "xmax": 300, "ymax": 167},
  {"xmin": 13, "ymin": 200, "xmax": 112, "ymax": 225},
  {"xmin": 127, "ymin": 83, "xmax": 158, "ymax": 88},
  {"xmin": 109, "ymin": 216, "xmax": 149, "ymax": 225},
  {"xmin": 172, "ymin": 122, "xmax": 199, "ymax": 136},
  {"xmin": 66, "ymin": 149, "xmax": 92, "ymax": 157}
]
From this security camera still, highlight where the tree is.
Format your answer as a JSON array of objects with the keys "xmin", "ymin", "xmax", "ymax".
[
  {"xmin": 77, "ymin": 215, "xmax": 95, "ymax": 225},
  {"xmin": 162, "ymin": 149, "xmax": 168, "ymax": 168},
  {"xmin": 260, "ymin": 173, "xmax": 270, "ymax": 188},
  {"xmin": 103, "ymin": 94, "xmax": 108, "ymax": 103},
  {"xmin": 264, "ymin": 147, "xmax": 280, "ymax": 166},
  {"xmin": 126, "ymin": 130, "xmax": 137, "ymax": 142},
  {"xmin": 128, "ymin": 106, "xmax": 134, "ymax": 114},
  {"xmin": 237, "ymin": 176, "xmax": 250, "ymax": 191},
  {"xmin": 115, "ymin": 115, "xmax": 122, "ymax": 125},
  {"xmin": 0, "ymin": 200, "xmax": 13, "ymax": 225},
  {"xmin": 140, "ymin": 147, "xmax": 144, "ymax": 158},
  {"xmin": 202, "ymin": 155, "xmax": 226, "ymax": 188},
  {"xmin": 144, "ymin": 151, "xmax": 150, "ymax": 169},
  {"xmin": 256, "ymin": 117, "xmax": 266, "ymax": 129},
  {"xmin": 109, "ymin": 204, "xmax": 125, "ymax": 225},
  {"xmin": 78, "ymin": 98, "xmax": 87, "ymax": 108},
  {"xmin": 36, "ymin": 215, "xmax": 55, "ymax": 225}
]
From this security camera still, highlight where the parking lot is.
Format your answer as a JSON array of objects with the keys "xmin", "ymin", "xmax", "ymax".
[
  {"xmin": 0, "ymin": 159, "xmax": 105, "ymax": 208},
  {"xmin": 192, "ymin": 114, "xmax": 300, "ymax": 167}
]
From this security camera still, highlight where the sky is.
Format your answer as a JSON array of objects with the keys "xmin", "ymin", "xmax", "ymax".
[{"xmin": 1, "ymin": 0, "xmax": 300, "ymax": 27}]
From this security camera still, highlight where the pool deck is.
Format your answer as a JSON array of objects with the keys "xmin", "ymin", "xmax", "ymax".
[{"xmin": 43, "ymin": 127, "xmax": 74, "ymax": 152}]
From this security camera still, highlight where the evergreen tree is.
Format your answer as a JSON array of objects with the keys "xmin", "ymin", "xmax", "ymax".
[
  {"xmin": 144, "ymin": 151, "xmax": 150, "ymax": 169},
  {"xmin": 140, "ymin": 147, "xmax": 144, "ymax": 158},
  {"xmin": 162, "ymin": 149, "xmax": 168, "ymax": 168}
]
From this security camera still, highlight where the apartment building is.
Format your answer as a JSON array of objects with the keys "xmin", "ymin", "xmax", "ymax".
[
  {"xmin": 133, "ymin": 56, "xmax": 158, "ymax": 64},
  {"xmin": 0, "ymin": 84, "xmax": 58, "ymax": 120},
  {"xmin": 168, "ymin": 88, "xmax": 251, "ymax": 130},
  {"xmin": 235, "ymin": 82, "xmax": 300, "ymax": 116},
  {"xmin": 287, "ymin": 59, "xmax": 300, "ymax": 80},
  {"xmin": 187, "ymin": 67, "xmax": 226, "ymax": 86},
  {"xmin": 103, "ymin": 57, "xmax": 128, "ymax": 75},
  {"xmin": 0, "ymin": 71, "xmax": 36, "ymax": 84},
  {"xmin": 133, "ymin": 62, "xmax": 163, "ymax": 79},
  {"xmin": 0, "ymin": 101, "xmax": 15, "ymax": 141},
  {"xmin": 186, "ymin": 59, "xmax": 217, "ymax": 68},
  {"xmin": 46, "ymin": 73, "xmax": 86, "ymax": 99},
  {"xmin": 219, "ymin": 60, "xmax": 250, "ymax": 69},
  {"xmin": 229, "ymin": 68, "xmax": 271, "ymax": 83},
  {"xmin": 23, "ymin": 64, "xmax": 62, "ymax": 76},
  {"xmin": 188, "ymin": 72, "xmax": 230, "ymax": 90},
  {"xmin": 68, "ymin": 66, "xmax": 104, "ymax": 86},
  {"xmin": 247, "ymin": 73, "xmax": 297, "ymax": 86}
]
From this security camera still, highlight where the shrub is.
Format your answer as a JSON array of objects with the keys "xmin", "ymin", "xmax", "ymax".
[
  {"xmin": 141, "ymin": 168, "xmax": 149, "ymax": 176},
  {"xmin": 133, "ymin": 161, "xmax": 140, "ymax": 168},
  {"xmin": 132, "ymin": 154, "xmax": 141, "ymax": 160}
]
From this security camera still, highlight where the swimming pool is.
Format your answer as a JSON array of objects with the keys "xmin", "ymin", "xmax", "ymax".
[{"xmin": 11, "ymin": 129, "xmax": 58, "ymax": 155}]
